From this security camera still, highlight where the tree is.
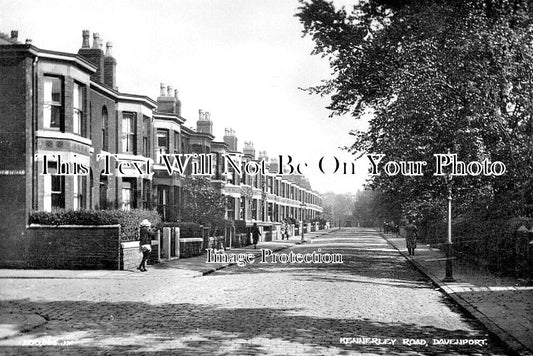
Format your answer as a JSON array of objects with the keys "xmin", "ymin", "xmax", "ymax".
[
  {"xmin": 181, "ymin": 176, "xmax": 227, "ymax": 234},
  {"xmin": 296, "ymin": 0, "xmax": 533, "ymax": 218},
  {"xmin": 322, "ymin": 192, "xmax": 356, "ymax": 226},
  {"xmin": 352, "ymin": 189, "xmax": 403, "ymax": 227}
]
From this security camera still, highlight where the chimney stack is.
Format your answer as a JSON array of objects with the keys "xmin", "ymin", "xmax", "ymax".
[
  {"xmin": 92, "ymin": 33, "xmax": 100, "ymax": 49},
  {"xmin": 104, "ymin": 42, "xmax": 117, "ymax": 89},
  {"xmin": 197, "ymin": 109, "xmax": 213, "ymax": 135},
  {"xmin": 78, "ymin": 30, "xmax": 105, "ymax": 84},
  {"xmin": 10, "ymin": 30, "xmax": 18, "ymax": 42},
  {"xmin": 223, "ymin": 128, "xmax": 238, "ymax": 151},
  {"xmin": 81, "ymin": 30, "xmax": 90, "ymax": 48},
  {"xmin": 243, "ymin": 141, "xmax": 256, "ymax": 159},
  {"xmin": 105, "ymin": 41, "xmax": 113, "ymax": 57},
  {"xmin": 157, "ymin": 83, "xmax": 182, "ymax": 115},
  {"xmin": 259, "ymin": 151, "xmax": 269, "ymax": 161}
]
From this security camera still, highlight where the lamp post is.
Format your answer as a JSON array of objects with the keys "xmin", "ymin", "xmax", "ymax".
[{"xmin": 443, "ymin": 149, "xmax": 455, "ymax": 282}]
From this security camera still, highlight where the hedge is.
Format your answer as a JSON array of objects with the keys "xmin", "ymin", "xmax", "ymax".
[{"xmin": 29, "ymin": 209, "xmax": 162, "ymax": 242}]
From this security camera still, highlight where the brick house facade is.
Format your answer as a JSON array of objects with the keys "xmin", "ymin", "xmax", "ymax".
[{"xmin": 0, "ymin": 30, "xmax": 323, "ymax": 267}]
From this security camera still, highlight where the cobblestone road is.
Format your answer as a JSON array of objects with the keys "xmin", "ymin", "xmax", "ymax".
[{"xmin": 0, "ymin": 228, "xmax": 508, "ymax": 355}]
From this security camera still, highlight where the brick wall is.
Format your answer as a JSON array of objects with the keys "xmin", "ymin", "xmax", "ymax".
[
  {"xmin": 26, "ymin": 224, "xmax": 121, "ymax": 269},
  {"xmin": 180, "ymin": 238, "xmax": 203, "ymax": 258},
  {"xmin": 89, "ymin": 90, "xmax": 118, "ymax": 209},
  {"xmin": 0, "ymin": 51, "xmax": 32, "ymax": 267}
]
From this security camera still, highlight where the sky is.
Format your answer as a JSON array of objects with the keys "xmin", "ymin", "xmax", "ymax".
[{"xmin": 0, "ymin": 0, "xmax": 369, "ymax": 194}]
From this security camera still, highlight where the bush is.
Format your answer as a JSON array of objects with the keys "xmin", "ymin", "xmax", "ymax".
[
  {"xmin": 234, "ymin": 220, "xmax": 247, "ymax": 234},
  {"xmin": 29, "ymin": 209, "xmax": 162, "ymax": 241}
]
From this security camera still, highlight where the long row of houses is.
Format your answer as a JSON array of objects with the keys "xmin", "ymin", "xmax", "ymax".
[{"xmin": 0, "ymin": 30, "xmax": 323, "ymax": 266}]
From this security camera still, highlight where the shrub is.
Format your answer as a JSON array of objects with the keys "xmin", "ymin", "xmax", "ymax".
[
  {"xmin": 234, "ymin": 220, "xmax": 247, "ymax": 234},
  {"xmin": 29, "ymin": 209, "xmax": 162, "ymax": 241}
]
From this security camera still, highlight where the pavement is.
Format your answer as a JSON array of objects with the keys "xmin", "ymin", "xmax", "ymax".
[
  {"xmin": 0, "ymin": 230, "xmax": 330, "ymax": 342},
  {"xmin": 381, "ymin": 231, "xmax": 533, "ymax": 356}
]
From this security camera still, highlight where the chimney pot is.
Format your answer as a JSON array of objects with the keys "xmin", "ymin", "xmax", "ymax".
[
  {"xmin": 81, "ymin": 30, "xmax": 90, "ymax": 48},
  {"xmin": 10, "ymin": 30, "xmax": 18, "ymax": 41},
  {"xmin": 25, "ymin": 39, "xmax": 32, "ymax": 45},
  {"xmin": 174, "ymin": 89, "xmax": 179, "ymax": 99},
  {"xmin": 160, "ymin": 83, "xmax": 166, "ymax": 97},
  {"xmin": 105, "ymin": 42, "xmax": 113, "ymax": 57},
  {"xmin": 92, "ymin": 33, "xmax": 100, "ymax": 49},
  {"xmin": 167, "ymin": 85, "xmax": 173, "ymax": 97}
]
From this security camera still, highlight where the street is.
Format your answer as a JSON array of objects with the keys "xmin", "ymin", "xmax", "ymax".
[{"xmin": 0, "ymin": 228, "xmax": 507, "ymax": 355}]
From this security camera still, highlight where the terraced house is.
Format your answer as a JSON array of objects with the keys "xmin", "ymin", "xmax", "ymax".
[{"xmin": 0, "ymin": 30, "xmax": 323, "ymax": 267}]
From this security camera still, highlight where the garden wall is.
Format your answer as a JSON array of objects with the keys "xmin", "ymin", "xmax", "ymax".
[{"xmin": 26, "ymin": 224, "xmax": 121, "ymax": 269}]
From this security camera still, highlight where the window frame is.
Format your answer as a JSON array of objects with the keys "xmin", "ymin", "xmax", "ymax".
[
  {"xmin": 43, "ymin": 75, "xmax": 64, "ymax": 131},
  {"xmin": 102, "ymin": 106, "xmax": 109, "ymax": 151},
  {"xmin": 142, "ymin": 116, "xmax": 151, "ymax": 157},
  {"xmin": 121, "ymin": 112, "xmax": 137, "ymax": 154},
  {"xmin": 121, "ymin": 179, "xmax": 136, "ymax": 211},
  {"xmin": 73, "ymin": 81, "xmax": 86, "ymax": 137}
]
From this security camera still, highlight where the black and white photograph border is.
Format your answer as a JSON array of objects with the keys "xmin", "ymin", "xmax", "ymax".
[{"xmin": 0, "ymin": 0, "xmax": 532, "ymax": 355}]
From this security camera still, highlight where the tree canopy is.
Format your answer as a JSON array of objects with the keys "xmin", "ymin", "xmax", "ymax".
[
  {"xmin": 297, "ymin": 0, "xmax": 533, "ymax": 219},
  {"xmin": 181, "ymin": 176, "xmax": 227, "ymax": 233}
]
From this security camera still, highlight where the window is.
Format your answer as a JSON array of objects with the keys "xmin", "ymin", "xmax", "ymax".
[
  {"xmin": 227, "ymin": 165, "xmax": 235, "ymax": 185},
  {"xmin": 73, "ymin": 175, "xmax": 87, "ymax": 210},
  {"xmin": 122, "ymin": 112, "xmax": 136, "ymax": 154},
  {"xmin": 240, "ymin": 161, "xmax": 246, "ymax": 185},
  {"xmin": 226, "ymin": 197, "xmax": 235, "ymax": 220},
  {"xmin": 121, "ymin": 179, "xmax": 136, "ymax": 210},
  {"xmin": 239, "ymin": 197, "xmax": 245, "ymax": 220},
  {"xmin": 157, "ymin": 129, "xmax": 169, "ymax": 154},
  {"xmin": 157, "ymin": 186, "xmax": 169, "ymax": 221},
  {"xmin": 73, "ymin": 82, "xmax": 85, "ymax": 136},
  {"xmin": 173, "ymin": 131, "xmax": 180, "ymax": 154},
  {"xmin": 44, "ymin": 161, "xmax": 65, "ymax": 210},
  {"xmin": 43, "ymin": 76, "xmax": 63, "ymax": 130},
  {"xmin": 102, "ymin": 107, "xmax": 108, "ymax": 151},
  {"xmin": 156, "ymin": 129, "xmax": 169, "ymax": 164},
  {"xmin": 252, "ymin": 199, "xmax": 257, "ymax": 220},
  {"xmin": 143, "ymin": 116, "xmax": 150, "ymax": 157}
]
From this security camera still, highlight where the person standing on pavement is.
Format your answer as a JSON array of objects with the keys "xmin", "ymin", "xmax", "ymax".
[
  {"xmin": 281, "ymin": 220, "xmax": 288, "ymax": 240},
  {"xmin": 251, "ymin": 223, "xmax": 261, "ymax": 249},
  {"xmin": 138, "ymin": 219, "xmax": 154, "ymax": 272},
  {"xmin": 405, "ymin": 219, "xmax": 418, "ymax": 256}
]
